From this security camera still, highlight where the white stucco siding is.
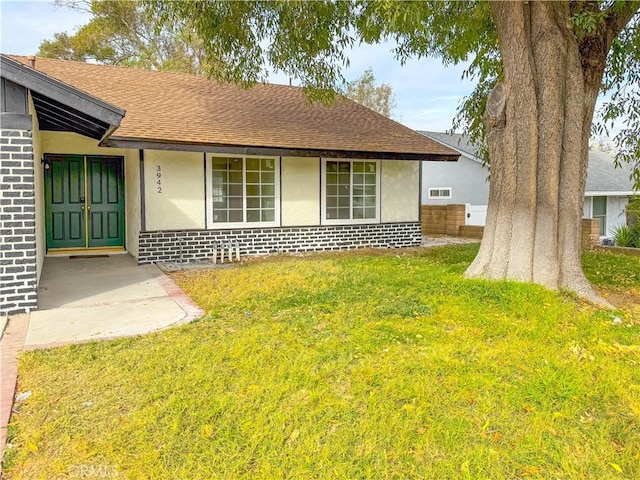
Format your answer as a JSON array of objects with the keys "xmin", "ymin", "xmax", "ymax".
[
  {"xmin": 381, "ymin": 160, "xmax": 420, "ymax": 223},
  {"xmin": 41, "ymin": 131, "xmax": 128, "ymax": 156},
  {"xmin": 281, "ymin": 157, "xmax": 320, "ymax": 226},
  {"xmin": 143, "ymin": 150, "xmax": 205, "ymax": 231}
]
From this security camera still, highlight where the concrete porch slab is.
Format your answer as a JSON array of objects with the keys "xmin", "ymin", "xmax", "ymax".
[
  {"xmin": 36, "ymin": 255, "xmax": 168, "ymax": 309},
  {"xmin": 25, "ymin": 254, "xmax": 203, "ymax": 349},
  {"xmin": 25, "ymin": 297, "xmax": 187, "ymax": 347}
]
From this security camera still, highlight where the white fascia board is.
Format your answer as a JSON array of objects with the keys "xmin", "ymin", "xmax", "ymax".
[{"xmin": 584, "ymin": 191, "xmax": 637, "ymax": 196}]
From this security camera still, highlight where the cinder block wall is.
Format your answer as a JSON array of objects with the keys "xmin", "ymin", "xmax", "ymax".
[
  {"xmin": 581, "ymin": 218, "xmax": 600, "ymax": 250},
  {"xmin": 1, "ymin": 129, "xmax": 38, "ymax": 316},
  {"xmin": 458, "ymin": 225, "xmax": 484, "ymax": 239},
  {"xmin": 421, "ymin": 204, "xmax": 466, "ymax": 236},
  {"xmin": 422, "ymin": 204, "xmax": 601, "ymax": 250}
]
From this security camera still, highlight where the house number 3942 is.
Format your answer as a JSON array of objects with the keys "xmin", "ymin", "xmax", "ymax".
[{"xmin": 156, "ymin": 165, "xmax": 162, "ymax": 193}]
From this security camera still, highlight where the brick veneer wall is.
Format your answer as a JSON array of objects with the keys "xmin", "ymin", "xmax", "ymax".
[
  {"xmin": 1, "ymin": 129, "xmax": 37, "ymax": 316},
  {"xmin": 138, "ymin": 223, "xmax": 422, "ymax": 264}
]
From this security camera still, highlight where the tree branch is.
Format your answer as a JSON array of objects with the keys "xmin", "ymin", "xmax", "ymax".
[{"xmin": 604, "ymin": 1, "xmax": 640, "ymax": 46}]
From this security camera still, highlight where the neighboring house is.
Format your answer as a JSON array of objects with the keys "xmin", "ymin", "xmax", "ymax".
[
  {"xmin": 419, "ymin": 131, "xmax": 638, "ymax": 234},
  {"xmin": 417, "ymin": 131, "xmax": 489, "ymax": 225},
  {"xmin": 0, "ymin": 55, "xmax": 457, "ymax": 316},
  {"xmin": 582, "ymin": 149, "xmax": 637, "ymax": 237}
]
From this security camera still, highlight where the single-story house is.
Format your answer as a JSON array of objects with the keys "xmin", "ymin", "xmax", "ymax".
[
  {"xmin": 0, "ymin": 54, "xmax": 458, "ymax": 316},
  {"xmin": 419, "ymin": 131, "xmax": 638, "ymax": 235}
]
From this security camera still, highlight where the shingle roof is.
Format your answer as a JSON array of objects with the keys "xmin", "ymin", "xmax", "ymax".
[
  {"xmin": 420, "ymin": 131, "xmax": 637, "ymax": 194},
  {"xmin": 585, "ymin": 149, "xmax": 637, "ymax": 194},
  {"xmin": 418, "ymin": 131, "xmax": 483, "ymax": 162},
  {"xmin": 7, "ymin": 55, "xmax": 457, "ymax": 159}
]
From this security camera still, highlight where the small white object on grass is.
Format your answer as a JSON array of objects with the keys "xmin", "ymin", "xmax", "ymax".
[{"xmin": 15, "ymin": 391, "xmax": 32, "ymax": 402}]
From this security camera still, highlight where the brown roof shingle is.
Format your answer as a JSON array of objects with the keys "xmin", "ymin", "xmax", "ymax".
[{"xmin": 9, "ymin": 55, "xmax": 457, "ymax": 159}]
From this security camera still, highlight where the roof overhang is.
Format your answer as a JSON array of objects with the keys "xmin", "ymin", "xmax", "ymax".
[
  {"xmin": 418, "ymin": 131, "xmax": 481, "ymax": 164},
  {"xmin": 0, "ymin": 55, "xmax": 125, "ymax": 140},
  {"xmin": 101, "ymin": 136, "xmax": 460, "ymax": 161},
  {"xmin": 584, "ymin": 191, "xmax": 637, "ymax": 196}
]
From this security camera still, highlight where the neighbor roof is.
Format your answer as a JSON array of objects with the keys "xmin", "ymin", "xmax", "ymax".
[
  {"xmin": 585, "ymin": 149, "xmax": 637, "ymax": 194},
  {"xmin": 421, "ymin": 131, "xmax": 637, "ymax": 194},
  {"xmin": 418, "ymin": 131, "xmax": 483, "ymax": 163},
  {"xmin": 6, "ymin": 55, "xmax": 457, "ymax": 161}
]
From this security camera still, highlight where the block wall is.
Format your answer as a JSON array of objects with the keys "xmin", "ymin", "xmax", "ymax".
[
  {"xmin": 1, "ymin": 129, "xmax": 37, "ymax": 316},
  {"xmin": 581, "ymin": 218, "xmax": 600, "ymax": 250},
  {"xmin": 458, "ymin": 225, "xmax": 484, "ymax": 240},
  {"xmin": 421, "ymin": 204, "xmax": 466, "ymax": 236}
]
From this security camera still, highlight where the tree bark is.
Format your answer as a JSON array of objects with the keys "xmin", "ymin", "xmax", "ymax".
[{"xmin": 464, "ymin": 1, "xmax": 612, "ymax": 306}]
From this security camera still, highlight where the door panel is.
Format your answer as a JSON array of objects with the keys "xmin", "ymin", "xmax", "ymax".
[
  {"xmin": 45, "ymin": 155, "xmax": 125, "ymax": 250},
  {"xmin": 87, "ymin": 157, "xmax": 124, "ymax": 248},
  {"xmin": 45, "ymin": 155, "xmax": 86, "ymax": 249}
]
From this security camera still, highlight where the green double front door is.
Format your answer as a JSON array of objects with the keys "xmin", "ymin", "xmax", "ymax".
[{"xmin": 44, "ymin": 155, "xmax": 125, "ymax": 250}]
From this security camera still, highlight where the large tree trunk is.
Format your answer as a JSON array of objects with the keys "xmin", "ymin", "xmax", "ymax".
[{"xmin": 464, "ymin": 1, "xmax": 610, "ymax": 306}]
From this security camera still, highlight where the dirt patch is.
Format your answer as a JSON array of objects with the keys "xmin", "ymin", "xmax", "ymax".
[{"xmin": 597, "ymin": 287, "xmax": 640, "ymax": 322}]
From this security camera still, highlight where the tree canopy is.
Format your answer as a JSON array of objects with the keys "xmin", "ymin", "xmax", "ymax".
[
  {"xmin": 148, "ymin": 0, "xmax": 639, "ymax": 185},
  {"xmin": 39, "ymin": 0, "xmax": 207, "ymax": 73},
  {"xmin": 345, "ymin": 68, "xmax": 397, "ymax": 118}
]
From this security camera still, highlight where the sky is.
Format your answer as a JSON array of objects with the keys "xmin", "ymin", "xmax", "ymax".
[{"xmin": 0, "ymin": 1, "xmax": 619, "ymax": 137}]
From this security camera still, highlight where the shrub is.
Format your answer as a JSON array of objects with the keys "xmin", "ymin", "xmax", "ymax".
[
  {"xmin": 612, "ymin": 224, "xmax": 639, "ymax": 247},
  {"xmin": 626, "ymin": 196, "xmax": 640, "ymax": 227}
]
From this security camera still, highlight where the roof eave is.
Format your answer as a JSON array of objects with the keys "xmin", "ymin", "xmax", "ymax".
[
  {"xmin": 584, "ymin": 191, "xmax": 637, "ymax": 196},
  {"xmin": 418, "ymin": 131, "xmax": 484, "ymax": 165},
  {"xmin": 0, "ymin": 54, "xmax": 125, "ymax": 129},
  {"xmin": 100, "ymin": 136, "xmax": 460, "ymax": 161}
]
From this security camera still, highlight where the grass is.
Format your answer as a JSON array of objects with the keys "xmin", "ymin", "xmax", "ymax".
[{"xmin": 3, "ymin": 244, "xmax": 640, "ymax": 479}]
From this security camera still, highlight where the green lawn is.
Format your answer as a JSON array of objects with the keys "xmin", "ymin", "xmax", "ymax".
[{"xmin": 4, "ymin": 245, "xmax": 640, "ymax": 479}]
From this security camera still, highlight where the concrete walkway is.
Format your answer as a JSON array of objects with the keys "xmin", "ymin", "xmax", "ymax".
[
  {"xmin": 0, "ymin": 254, "xmax": 203, "ymax": 464},
  {"xmin": 26, "ymin": 255, "xmax": 202, "ymax": 348}
]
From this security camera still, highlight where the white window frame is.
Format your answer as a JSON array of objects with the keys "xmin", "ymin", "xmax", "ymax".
[
  {"xmin": 205, "ymin": 154, "xmax": 281, "ymax": 229},
  {"xmin": 321, "ymin": 158, "xmax": 381, "ymax": 225},
  {"xmin": 428, "ymin": 187, "xmax": 453, "ymax": 200}
]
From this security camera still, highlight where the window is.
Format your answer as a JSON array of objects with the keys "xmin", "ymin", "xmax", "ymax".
[
  {"xmin": 592, "ymin": 196, "xmax": 607, "ymax": 236},
  {"xmin": 428, "ymin": 187, "xmax": 452, "ymax": 199},
  {"xmin": 206, "ymin": 155, "xmax": 279, "ymax": 227},
  {"xmin": 323, "ymin": 159, "xmax": 379, "ymax": 223}
]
